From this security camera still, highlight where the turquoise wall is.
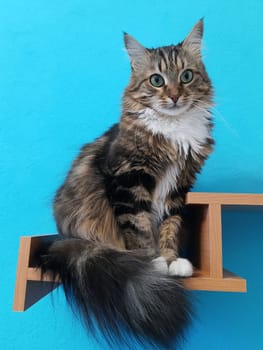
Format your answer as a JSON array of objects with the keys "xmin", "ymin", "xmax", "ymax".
[{"xmin": 1, "ymin": 0, "xmax": 263, "ymax": 349}]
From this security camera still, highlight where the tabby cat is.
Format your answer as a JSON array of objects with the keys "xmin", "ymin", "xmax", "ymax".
[{"xmin": 39, "ymin": 20, "xmax": 214, "ymax": 348}]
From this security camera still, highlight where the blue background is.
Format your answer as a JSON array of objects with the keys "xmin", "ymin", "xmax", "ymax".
[{"xmin": 1, "ymin": 0, "xmax": 263, "ymax": 349}]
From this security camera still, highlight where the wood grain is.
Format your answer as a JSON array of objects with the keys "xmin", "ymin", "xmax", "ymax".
[
  {"xmin": 187, "ymin": 192, "xmax": 263, "ymax": 206},
  {"xmin": 13, "ymin": 235, "xmax": 59, "ymax": 311},
  {"xmin": 185, "ymin": 269, "xmax": 247, "ymax": 292},
  {"xmin": 13, "ymin": 237, "xmax": 31, "ymax": 311},
  {"xmin": 208, "ymin": 204, "xmax": 223, "ymax": 278}
]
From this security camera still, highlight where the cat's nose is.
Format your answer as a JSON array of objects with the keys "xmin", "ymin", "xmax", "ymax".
[{"xmin": 169, "ymin": 95, "xmax": 179, "ymax": 104}]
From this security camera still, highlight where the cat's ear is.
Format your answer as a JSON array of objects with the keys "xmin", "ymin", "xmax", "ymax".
[
  {"xmin": 183, "ymin": 19, "xmax": 204, "ymax": 56},
  {"xmin": 124, "ymin": 33, "xmax": 148, "ymax": 70}
]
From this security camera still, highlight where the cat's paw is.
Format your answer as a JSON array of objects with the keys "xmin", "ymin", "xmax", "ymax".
[
  {"xmin": 168, "ymin": 258, "xmax": 193, "ymax": 277},
  {"xmin": 151, "ymin": 256, "xmax": 169, "ymax": 274}
]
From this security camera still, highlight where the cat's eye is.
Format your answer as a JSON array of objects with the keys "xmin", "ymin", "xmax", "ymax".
[
  {"xmin": 149, "ymin": 74, "xmax": 165, "ymax": 88},
  {"xmin": 180, "ymin": 69, "xmax": 193, "ymax": 84}
]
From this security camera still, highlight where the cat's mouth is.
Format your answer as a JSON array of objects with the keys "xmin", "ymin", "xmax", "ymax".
[
  {"xmin": 157, "ymin": 99, "xmax": 192, "ymax": 117},
  {"xmin": 168, "ymin": 96, "xmax": 187, "ymax": 109}
]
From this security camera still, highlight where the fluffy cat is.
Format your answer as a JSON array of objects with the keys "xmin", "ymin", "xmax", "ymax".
[{"xmin": 39, "ymin": 20, "xmax": 213, "ymax": 348}]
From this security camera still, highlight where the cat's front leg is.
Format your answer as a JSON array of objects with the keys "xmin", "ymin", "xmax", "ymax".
[
  {"xmin": 117, "ymin": 210, "xmax": 155, "ymax": 253},
  {"xmin": 159, "ymin": 214, "xmax": 193, "ymax": 277},
  {"xmin": 109, "ymin": 171, "xmax": 157, "ymax": 255}
]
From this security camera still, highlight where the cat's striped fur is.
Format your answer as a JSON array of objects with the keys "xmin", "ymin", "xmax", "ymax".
[{"xmin": 38, "ymin": 20, "xmax": 213, "ymax": 348}]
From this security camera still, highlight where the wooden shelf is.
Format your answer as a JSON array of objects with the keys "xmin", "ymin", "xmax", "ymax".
[
  {"xmin": 13, "ymin": 193, "xmax": 263, "ymax": 311},
  {"xmin": 185, "ymin": 269, "xmax": 246, "ymax": 292},
  {"xmin": 186, "ymin": 192, "xmax": 263, "ymax": 206},
  {"xmin": 13, "ymin": 235, "xmax": 59, "ymax": 311}
]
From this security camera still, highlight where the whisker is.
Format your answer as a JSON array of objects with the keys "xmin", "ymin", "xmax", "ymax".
[{"xmin": 192, "ymin": 99, "xmax": 239, "ymax": 137}]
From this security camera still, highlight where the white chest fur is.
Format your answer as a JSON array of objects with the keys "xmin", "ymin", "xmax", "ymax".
[
  {"xmin": 153, "ymin": 164, "xmax": 180, "ymax": 220},
  {"xmin": 138, "ymin": 107, "xmax": 211, "ymax": 156},
  {"xmin": 138, "ymin": 107, "xmax": 211, "ymax": 220}
]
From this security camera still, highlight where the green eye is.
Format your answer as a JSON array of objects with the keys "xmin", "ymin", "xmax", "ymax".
[
  {"xmin": 180, "ymin": 69, "xmax": 193, "ymax": 84},
  {"xmin": 149, "ymin": 74, "xmax": 165, "ymax": 87}
]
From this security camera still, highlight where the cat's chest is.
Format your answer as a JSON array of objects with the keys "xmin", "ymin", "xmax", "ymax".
[
  {"xmin": 138, "ymin": 107, "xmax": 211, "ymax": 155},
  {"xmin": 138, "ymin": 107, "xmax": 211, "ymax": 220},
  {"xmin": 152, "ymin": 163, "xmax": 181, "ymax": 221}
]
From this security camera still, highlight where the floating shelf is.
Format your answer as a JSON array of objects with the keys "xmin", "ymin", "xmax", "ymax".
[{"xmin": 13, "ymin": 193, "xmax": 263, "ymax": 312}]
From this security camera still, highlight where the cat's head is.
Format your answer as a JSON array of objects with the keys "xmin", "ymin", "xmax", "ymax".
[{"xmin": 123, "ymin": 20, "xmax": 213, "ymax": 117}]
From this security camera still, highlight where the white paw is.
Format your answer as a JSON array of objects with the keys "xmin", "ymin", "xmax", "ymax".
[
  {"xmin": 151, "ymin": 256, "xmax": 169, "ymax": 274},
  {"xmin": 168, "ymin": 258, "xmax": 193, "ymax": 277}
]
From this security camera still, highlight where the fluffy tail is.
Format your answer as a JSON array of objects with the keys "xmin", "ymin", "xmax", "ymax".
[{"xmin": 38, "ymin": 238, "xmax": 192, "ymax": 348}]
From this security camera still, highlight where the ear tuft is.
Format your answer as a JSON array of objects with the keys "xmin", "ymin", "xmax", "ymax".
[
  {"xmin": 124, "ymin": 34, "xmax": 148, "ymax": 69},
  {"xmin": 183, "ymin": 19, "xmax": 204, "ymax": 56}
]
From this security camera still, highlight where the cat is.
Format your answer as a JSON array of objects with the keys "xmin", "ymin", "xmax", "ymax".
[{"xmin": 38, "ymin": 19, "xmax": 214, "ymax": 349}]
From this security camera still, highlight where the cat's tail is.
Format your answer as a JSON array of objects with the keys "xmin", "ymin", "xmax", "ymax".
[{"xmin": 37, "ymin": 238, "xmax": 192, "ymax": 348}]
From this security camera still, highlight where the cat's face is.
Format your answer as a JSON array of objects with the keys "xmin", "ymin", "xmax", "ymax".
[{"xmin": 124, "ymin": 20, "xmax": 213, "ymax": 117}]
